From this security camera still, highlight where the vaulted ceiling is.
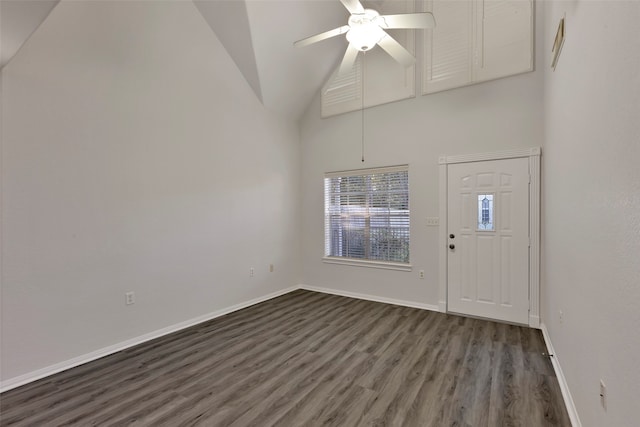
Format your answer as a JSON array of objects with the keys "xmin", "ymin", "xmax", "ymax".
[
  {"xmin": 0, "ymin": 0, "xmax": 61, "ymax": 69},
  {"xmin": 0, "ymin": 0, "xmax": 359, "ymax": 120}
]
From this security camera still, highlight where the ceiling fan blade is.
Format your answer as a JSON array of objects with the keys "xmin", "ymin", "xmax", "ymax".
[
  {"xmin": 377, "ymin": 32, "xmax": 415, "ymax": 68},
  {"xmin": 376, "ymin": 12, "xmax": 436, "ymax": 29},
  {"xmin": 340, "ymin": 0, "xmax": 365, "ymax": 14},
  {"xmin": 338, "ymin": 43, "xmax": 360, "ymax": 77},
  {"xmin": 294, "ymin": 25, "xmax": 350, "ymax": 48}
]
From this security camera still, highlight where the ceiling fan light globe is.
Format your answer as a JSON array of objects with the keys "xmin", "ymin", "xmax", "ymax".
[{"xmin": 346, "ymin": 24, "xmax": 383, "ymax": 51}]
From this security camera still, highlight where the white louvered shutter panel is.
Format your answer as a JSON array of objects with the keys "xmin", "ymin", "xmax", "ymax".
[
  {"xmin": 324, "ymin": 166, "xmax": 410, "ymax": 264},
  {"xmin": 474, "ymin": 0, "xmax": 533, "ymax": 82},
  {"xmin": 321, "ymin": 58, "xmax": 363, "ymax": 118},
  {"xmin": 423, "ymin": 0, "xmax": 473, "ymax": 94}
]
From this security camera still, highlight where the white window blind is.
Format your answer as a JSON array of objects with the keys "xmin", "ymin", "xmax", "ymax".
[{"xmin": 324, "ymin": 166, "xmax": 410, "ymax": 265}]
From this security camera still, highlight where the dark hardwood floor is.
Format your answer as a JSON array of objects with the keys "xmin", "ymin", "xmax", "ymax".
[{"xmin": 0, "ymin": 290, "xmax": 571, "ymax": 426}]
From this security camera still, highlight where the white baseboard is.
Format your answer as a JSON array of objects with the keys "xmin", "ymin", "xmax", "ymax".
[
  {"xmin": 0, "ymin": 286, "xmax": 298, "ymax": 393},
  {"xmin": 299, "ymin": 284, "xmax": 441, "ymax": 312},
  {"xmin": 540, "ymin": 323, "xmax": 582, "ymax": 427}
]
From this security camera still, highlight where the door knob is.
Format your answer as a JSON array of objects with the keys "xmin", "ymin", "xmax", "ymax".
[
  {"xmin": 449, "ymin": 244, "xmax": 455, "ymax": 250},
  {"xmin": 449, "ymin": 234, "xmax": 455, "ymax": 239}
]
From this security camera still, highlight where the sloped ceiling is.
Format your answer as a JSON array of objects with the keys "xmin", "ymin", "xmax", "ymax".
[
  {"xmin": 194, "ymin": 0, "xmax": 352, "ymax": 119},
  {"xmin": 242, "ymin": 0, "xmax": 349, "ymax": 119},
  {"xmin": 0, "ymin": 0, "xmax": 60, "ymax": 68},
  {"xmin": 0, "ymin": 0, "xmax": 351, "ymax": 120},
  {"xmin": 193, "ymin": 0, "xmax": 264, "ymax": 103}
]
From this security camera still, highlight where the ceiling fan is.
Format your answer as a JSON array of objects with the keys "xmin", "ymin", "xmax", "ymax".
[{"xmin": 294, "ymin": 0, "xmax": 435, "ymax": 77}]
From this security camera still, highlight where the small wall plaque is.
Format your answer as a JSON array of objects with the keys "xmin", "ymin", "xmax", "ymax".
[{"xmin": 552, "ymin": 17, "xmax": 565, "ymax": 70}]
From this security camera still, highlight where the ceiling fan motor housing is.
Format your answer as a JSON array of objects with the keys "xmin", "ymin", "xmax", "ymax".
[{"xmin": 346, "ymin": 9, "xmax": 384, "ymax": 51}]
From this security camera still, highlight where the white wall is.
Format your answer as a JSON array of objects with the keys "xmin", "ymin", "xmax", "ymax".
[
  {"xmin": 541, "ymin": 1, "xmax": 640, "ymax": 426},
  {"xmin": 0, "ymin": 1, "xmax": 300, "ymax": 383},
  {"xmin": 299, "ymin": 6, "xmax": 544, "ymax": 306}
]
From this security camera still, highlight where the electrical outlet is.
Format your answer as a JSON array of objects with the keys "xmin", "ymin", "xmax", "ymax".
[
  {"xmin": 250, "ymin": 267, "xmax": 254, "ymax": 277},
  {"xmin": 125, "ymin": 292, "xmax": 135, "ymax": 305},
  {"xmin": 269, "ymin": 264, "xmax": 274, "ymax": 273},
  {"xmin": 559, "ymin": 310, "xmax": 564, "ymax": 323},
  {"xmin": 600, "ymin": 380, "xmax": 607, "ymax": 410},
  {"xmin": 419, "ymin": 270, "xmax": 425, "ymax": 279},
  {"xmin": 426, "ymin": 217, "xmax": 439, "ymax": 226}
]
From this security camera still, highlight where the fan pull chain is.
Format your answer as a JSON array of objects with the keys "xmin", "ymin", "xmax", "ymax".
[{"xmin": 361, "ymin": 53, "xmax": 365, "ymax": 162}]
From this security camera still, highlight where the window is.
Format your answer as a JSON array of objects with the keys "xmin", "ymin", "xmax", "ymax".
[{"xmin": 324, "ymin": 166, "xmax": 410, "ymax": 269}]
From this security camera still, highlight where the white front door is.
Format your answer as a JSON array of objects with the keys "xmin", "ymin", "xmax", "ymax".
[{"xmin": 447, "ymin": 157, "xmax": 530, "ymax": 324}]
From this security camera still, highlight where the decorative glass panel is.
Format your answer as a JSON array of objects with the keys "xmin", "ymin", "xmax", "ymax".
[{"xmin": 477, "ymin": 194, "xmax": 494, "ymax": 231}]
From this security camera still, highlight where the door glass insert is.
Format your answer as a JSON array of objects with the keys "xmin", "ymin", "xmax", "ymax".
[{"xmin": 477, "ymin": 194, "xmax": 494, "ymax": 231}]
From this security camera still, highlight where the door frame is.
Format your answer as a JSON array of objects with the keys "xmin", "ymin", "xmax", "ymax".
[{"xmin": 438, "ymin": 147, "xmax": 541, "ymax": 328}]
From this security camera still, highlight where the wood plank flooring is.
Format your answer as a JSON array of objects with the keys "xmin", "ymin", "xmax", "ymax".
[{"xmin": 0, "ymin": 290, "xmax": 571, "ymax": 426}]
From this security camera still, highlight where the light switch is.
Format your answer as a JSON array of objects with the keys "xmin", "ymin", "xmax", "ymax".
[{"xmin": 426, "ymin": 217, "xmax": 439, "ymax": 226}]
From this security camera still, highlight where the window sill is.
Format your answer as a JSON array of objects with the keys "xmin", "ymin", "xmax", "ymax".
[{"xmin": 322, "ymin": 257, "xmax": 413, "ymax": 272}]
